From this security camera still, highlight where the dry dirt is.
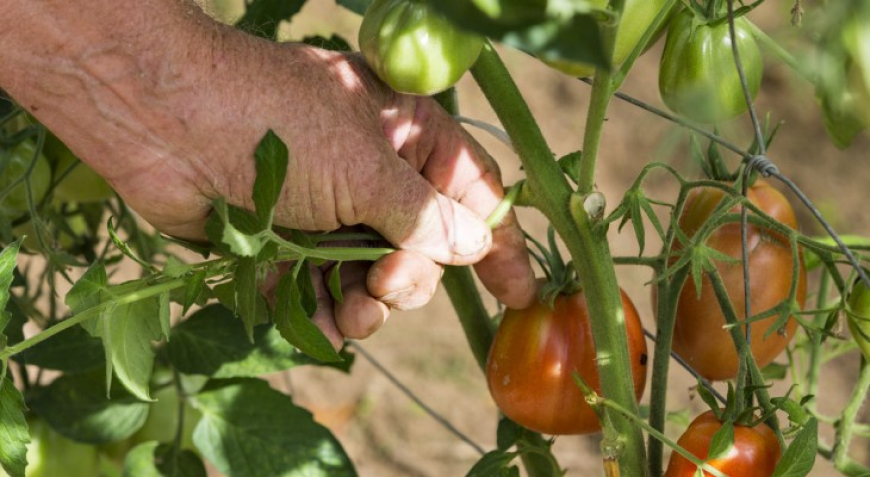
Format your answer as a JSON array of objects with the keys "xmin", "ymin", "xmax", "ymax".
[{"xmin": 162, "ymin": 1, "xmax": 870, "ymax": 475}]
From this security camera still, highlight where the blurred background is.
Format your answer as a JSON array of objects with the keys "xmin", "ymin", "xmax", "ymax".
[{"xmin": 194, "ymin": 1, "xmax": 870, "ymax": 475}]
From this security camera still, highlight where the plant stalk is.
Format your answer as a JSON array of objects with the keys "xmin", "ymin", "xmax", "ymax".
[{"xmin": 471, "ymin": 43, "xmax": 647, "ymax": 476}]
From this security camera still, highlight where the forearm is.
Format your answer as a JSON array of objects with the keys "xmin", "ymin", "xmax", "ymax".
[{"xmin": 0, "ymin": 0, "xmax": 226, "ymax": 181}]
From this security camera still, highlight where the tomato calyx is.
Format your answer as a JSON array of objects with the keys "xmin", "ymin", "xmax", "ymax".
[{"xmin": 526, "ymin": 227, "xmax": 581, "ymax": 306}]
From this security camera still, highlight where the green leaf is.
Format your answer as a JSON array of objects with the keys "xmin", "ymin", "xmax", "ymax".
[
  {"xmin": 335, "ymin": 0, "xmax": 370, "ymax": 15},
  {"xmin": 17, "ymin": 324, "xmax": 105, "ymax": 373},
  {"xmin": 75, "ymin": 278, "xmax": 164, "ymax": 401},
  {"xmin": 557, "ymin": 151, "xmax": 582, "ymax": 184},
  {"xmin": 0, "ymin": 241, "xmax": 20, "ymax": 349},
  {"xmin": 2, "ymin": 300, "xmax": 26, "ymax": 348},
  {"xmin": 235, "ymin": 257, "xmax": 263, "ymax": 342},
  {"xmin": 327, "ymin": 262, "xmax": 344, "ymax": 305},
  {"xmin": 28, "ymin": 371, "xmax": 149, "ymax": 444},
  {"xmin": 66, "ymin": 261, "xmax": 108, "ymax": 315},
  {"xmin": 162, "ymin": 256, "xmax": 192, "ymax": 279},
  {"xmin": 180, "ymin": 270, "xmax": 207, "ymax": 315},
  {"xmin": 236, "ymin": 0, "xmax": 307, "ymax": 40},
  {"xmin": 190, "ymin": 378, "xmax": 356, "ymax": 477},
  {"xmin": 108, "ymin": 218, "xmax": 154, "ymax": 271},
  {"xmin": 205, "ymin": 198, "xmax": 264, "ymax": 257},
  {"xmin": 696, "ymin": 381, "xmax": 721, "ymax": 420},
  {"xmin": 706, "ymin": 420, "xmax": 734, "ymax": 461},
  {"xmin": 495, "ymin": 417, "xmax": 523, "ymax": 451},
  {"xmin": 772, "ymin": 418, "xmax": 817, "ymax": 477},
  {"xmin": 106, "ymin": 294, "xmax": 164, "ymax": 401},
  {"xmin": 466, "ymin": 450, "xmax": 519, "ymax": 477},
  {"xmin": 252, "ymin": 130, "xmax": 289, "ymax": 230},
  {"xmin": 424, "ymin": 0, "xmax": 548, "ymax": 34},
  {"xmin": 123, "ymin": 442, "xmax": 207, "ymax": 477},
  {"xmin": 296, "ymin": 264, "xmax": 318, "ymax": 317},
  {"xmin": 166, "ymin": 305, "xmax": 352, "ymax": 378},
  {"xmin": 274, "ymin": 271, "xmax": 342, "ymax": 363},
  {"xmin": 0, "ymin": 377, "xmax": 29, "ymax": 477},
  {"xmin": 426, "ymin": 1, "xmax": 609, "ymax": 70}
]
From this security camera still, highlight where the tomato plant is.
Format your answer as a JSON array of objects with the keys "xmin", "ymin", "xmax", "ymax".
[
  {"xmin": 658, "ymin": 10, "xmax": 762, "ymax": 124},
  {"xmin": 0, "ymin": 139, "xmax": 51, "ymax": 214},
  {"xmin": 4, "ymin": 1, "xmax": 870, "ymax": 477},
  {"xmin": 664, "ymin": 410, "xmax": 780, "ymax": 476},
  {"xmin": 358, "ymin": 0, "xmax": 484, "ymax": 95},
  {"xmin": 667, "ymin": 179, "xmax": 806, "ymax": 381},
  {"xmin": 486, "ymin": 285, "xmax": 647, "ymax": 435}
]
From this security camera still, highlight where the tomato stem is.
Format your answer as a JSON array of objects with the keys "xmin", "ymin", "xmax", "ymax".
[
  {"xmin": 472, "ymin": 42, "xmax": 648, "ymax": 477},
  {"xmin": 706, "ymin": 268, "xmax": 786, "ymax": 447},
  {"xmin": 833, "ymin": 357, "xmax": 870, "ymax": 471},
  {"xmin": 647, "ymin": 264, "xmax": 690, "ymax": 477}
]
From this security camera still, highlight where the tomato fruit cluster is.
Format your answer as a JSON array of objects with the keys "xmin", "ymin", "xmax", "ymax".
[
  {"xmin": 668, "ymin": 180, "xmax": 806, "ymax": 381},
  {"xmin": 359, "ymin": 0, "xmax": 484, "ymax": 95},
  {"xmin": 659, "ymin": 11, "xmax": 763, "ymax": 124},
  {"xmin": 486, "ymin": 286, "xmax": 647, "ymax": 435},
  {"xmin": 0, "ymin": 139, "xmax": 51, "ymax": 214}
]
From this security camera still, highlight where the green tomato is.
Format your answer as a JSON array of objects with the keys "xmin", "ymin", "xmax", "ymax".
[
  {"xmin": 847, "ymin": 276, "xmax": 870, "ymax": 362},
  {"xmin": 542, "ymin": 0, "xmax": 675, "ymax": 77},
  {"xmin": 658, "ymin": 11, "xmax": 763, "ymax": 124},
  {"xmin": 0, "ymin": 140, "xmax": 51, "ymax": 214},
  {"xmin": 14, "ymin": 212, "xmax": 89, "ymax": 252},
  {"xmin": 44, "ymin": 134, "xmax": 114, "ymax": 203},
  {"xmin": 359, "ymin": 0, "xmax": 485, "ymax": 95},
  {"xmin": 131, "ymin": 385, "xmax": 201, "ymax": 452},
  {"xmin": 0, "ymin": 419, "xmax": 102, "ymax": 477}
]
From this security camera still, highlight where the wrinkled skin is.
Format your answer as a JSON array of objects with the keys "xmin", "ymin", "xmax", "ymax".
[{"xmin": 0, "ymin": 0, "xmax": 536, "ymax": 348}]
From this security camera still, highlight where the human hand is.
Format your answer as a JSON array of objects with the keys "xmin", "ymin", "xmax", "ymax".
[{"xmin": 0, "ymin": 0, "xmax": 536, "ymax": 348}]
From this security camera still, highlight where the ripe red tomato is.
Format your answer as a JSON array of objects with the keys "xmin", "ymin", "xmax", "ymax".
[
  {"xmin": 664, "ymin": 410, "xmax": 780, "ymax": 476},
  {"xmin": 669, "ymin": 179, "xmax": 806, "ymax": 381},
  {"xmin": 486, "ymin": 286, "xmax": 648, "ymax": 435}
]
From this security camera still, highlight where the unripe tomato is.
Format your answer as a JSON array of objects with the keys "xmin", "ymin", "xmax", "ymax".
[
  {"xmin": 0, "ymin": 418, "xmax": 102, "ymax": 477},
  {"xmin": 358, "ymin": 0, "xmax": 484, "ymax": 95},
  {"xmin": 668, "ymin": 180, "xmax": 806, "ymax": 381},
  {"xmin": 659, "ymin": 11, "xmax": 762, "ymax": 123},
  {"xmin": 846, "ymin": 276, "xmax": 870, "ymax": 362},
  {"xmin": 44, "ymin": 134, "xmax": 114, "ymax": 203},
  {"xmin": 0, "ymin": 140, "xmax": 51, "ymax": 214},
  {"xmin": 131, "ymin": 385, "xmax": 201, "ymax": 452},
  {"xmin": 542, "ymin": 0, "xmax": 674, "ymax": 77},
  {"xmin": 486, "ymin": 286, "xmax": 648, "ymax": 435},
  {"xmin": 664, "ymin": 410, "xmax": 780, "ymax": 476}
]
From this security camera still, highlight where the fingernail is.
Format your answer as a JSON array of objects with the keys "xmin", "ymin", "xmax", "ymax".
[
  {"xmin": 451, "ymin": 206, "xmax": 491, "ymax": 258},
  {"xmin": 379, "ymin": 286, "xmax": 415, "ymax": 305}
]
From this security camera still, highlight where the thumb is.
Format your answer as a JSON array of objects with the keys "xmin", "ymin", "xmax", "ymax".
[{"xmin": 360, "ymin": 158, "xmax": 492, "ymax": 265}]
